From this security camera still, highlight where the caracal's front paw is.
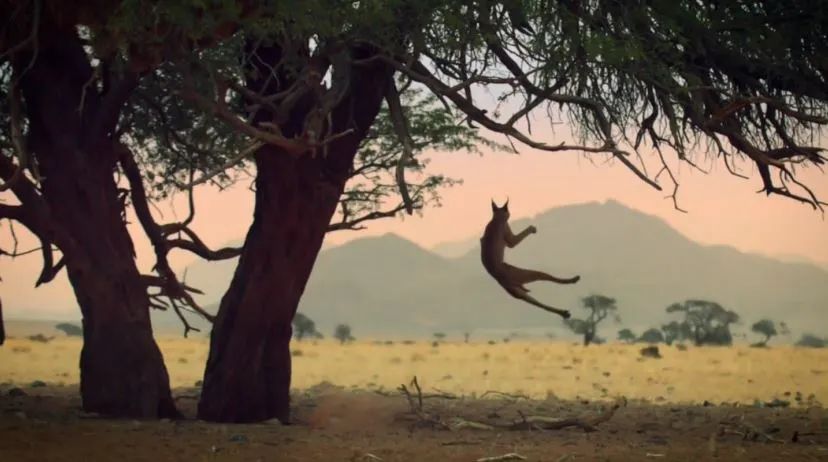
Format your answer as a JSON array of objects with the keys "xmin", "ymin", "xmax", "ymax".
[
  {"xmin": 560, "ymin": 310, "xmax": 571, "ymax": 319},
  {"xmin": 528, "ymin": 225, "xmax": 537, "ymax": 234},
  {"xmin": 569, "ymin": 275, "xmax": 581, "ymax": 284}
]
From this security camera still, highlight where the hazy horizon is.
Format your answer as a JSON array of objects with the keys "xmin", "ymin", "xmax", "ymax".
[{"xmin": 2, "ymin": 136, "xmax": 827, "ymax": 320}]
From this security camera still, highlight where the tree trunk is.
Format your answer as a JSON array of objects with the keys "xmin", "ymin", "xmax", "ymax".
[
  {"xmin": 15, "ymin": 24, "xmax": 177, "ymax": 418},
  {"xmin": 0, "ymin": 297, "xmax": 5, "ymax": 345},
  {"xmin": 198, "ymin": 44, "xmax": 392, "ymax": 423}
]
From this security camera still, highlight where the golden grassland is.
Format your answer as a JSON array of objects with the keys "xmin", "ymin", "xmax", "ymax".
[{"xmin": 1, "ymin": 336, "xmax": 826, "ymax": 405}]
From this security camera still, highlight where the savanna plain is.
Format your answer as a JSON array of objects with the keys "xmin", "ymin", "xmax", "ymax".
[{"xmin": 1, "ymin": 335, "xmax": 827, "ymax": 461}]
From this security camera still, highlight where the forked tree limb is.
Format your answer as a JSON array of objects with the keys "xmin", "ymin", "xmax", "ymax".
[
  {"xmin": 384, "ymin": 79, "xmax": 416, "ymax": 215},
  {"xmin": 116, "ymin": 142, "xmax": 215, "ymax": 331}
]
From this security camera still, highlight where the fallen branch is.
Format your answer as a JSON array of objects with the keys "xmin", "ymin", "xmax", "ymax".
[
  {"xmin": 398, "ymin": 376, "xmax": 623, "ymax": 433},
  {"xmin": 476, "ymin": 453, "xmax": 526, "ymax": 462},
  {"xmin": 718, "ymin": 418, "xmax": 786, "ymax": 444}
]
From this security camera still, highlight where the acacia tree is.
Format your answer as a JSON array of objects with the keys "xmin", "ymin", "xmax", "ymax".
[
  {"xmin": 186, "ymin": 0, "xmax": 827, "ymax": 423},
  {"xmin": 292, "ymin": 313, "xmax": 322, "ymax": 341},
  {"xmin": 751, "ymin": 319, "xmax": 788, "ymax": 347},
  {"xmin": 638, "ymin": 328, "xmax": 665, "ymax": 344},
  {"xmin": 661, "ymin": 320, "xmax": 692, "ymax": 346},
  {"xmin": 334, "ymin": 324, "xmax": 355, "ymax": 344},
  {"xmin": 1, "ymin": 1, "xmax": 486, "ymax": 420},
  {"xmin": 617, "ymin": 328, "xmax": 636, "ymax": 343},
  {"xmin": 666, "ymin": 300, "xmax": 740, "ymax": 346},
  {"xmin": 0, "ymin": 3, "xmax": 216, "ymax": 418},
  {"xmin": 566, "ymin": 294, "xmax": 619, "ymax": 346}
]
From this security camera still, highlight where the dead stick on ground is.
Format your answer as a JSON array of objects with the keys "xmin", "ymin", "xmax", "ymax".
[
  {"xmin": 399, "ymin": 376, "xmax": 624, "ymax": 433},
  {"xmin": 475, "ymin": 453, "xmax": 527, "ymax": 462}
]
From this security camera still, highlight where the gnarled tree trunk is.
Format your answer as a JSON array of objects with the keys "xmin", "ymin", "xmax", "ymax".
[
  {"xmin": 197, "ymin": 44, "xmax": 392, "ymax": 423},
  {"xmin": 15, "ymin": 22, "xmax": 177, "ymax": 418}
]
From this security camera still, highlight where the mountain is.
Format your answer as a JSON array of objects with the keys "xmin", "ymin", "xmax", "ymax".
[{"xmin": 173, "ymin": 200, "xmax": 828, "ymax": 340}]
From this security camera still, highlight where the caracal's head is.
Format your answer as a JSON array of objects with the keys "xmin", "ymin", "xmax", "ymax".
[{"xmin": 490, "ymin": 198, "xmax": 510, "ymax": 222}]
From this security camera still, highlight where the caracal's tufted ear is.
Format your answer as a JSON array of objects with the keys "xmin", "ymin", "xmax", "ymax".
[
  {"xmin": 503, "ymin": 197, "xmax": 509, "ymax": 211},
  {"xmin": 491, "ymin": 199, "xmax": 498, "ymax": 212}
]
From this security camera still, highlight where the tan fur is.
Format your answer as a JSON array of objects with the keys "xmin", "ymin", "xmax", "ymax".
[{"xmin": 480, "ymin": 200, "xmax": 579, "ymax": 319}]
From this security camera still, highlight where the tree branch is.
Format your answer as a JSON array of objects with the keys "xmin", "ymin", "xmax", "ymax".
[{"xmin": 116, "ymin": 141, "xmax": 215, "ymax": 327}]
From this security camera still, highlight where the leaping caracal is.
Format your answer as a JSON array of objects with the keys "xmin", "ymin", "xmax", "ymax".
[{"xmin": 481, "ymin": 199, "xmax": 580, "ymax": 319}]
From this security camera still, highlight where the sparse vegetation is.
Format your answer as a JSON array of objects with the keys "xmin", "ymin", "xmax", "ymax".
[
  {"xmin": 617, "ymin": 329, "xmax": 636, "ymax": 344},
  {"xmin": 334, "ymin": 324, "xmax": 355, "ymax": 345},
  {"xmin": 293, "ymin": 313, "xmax": 323, "ymax": 341},
  {"xmin": 750, "ymin": 319, "xmax": 789, "ymax": 347},
  {"xmin": 638, "ymin": 328, "xmax": 665, "ymax": 344},
  {"xmin": 795, "ymin": 334, "xmax": 826, "ymax": 348},
  {"xmin": 55, "ymin": 323, "xmax": 83, "ymax": 337},
  {"xmin": 433, "ymin": 332, "xmax": 446, "ymax": 342},
  {"xmin": 565, "ymin": 295, "xmax": 620, "ymax": 346}
]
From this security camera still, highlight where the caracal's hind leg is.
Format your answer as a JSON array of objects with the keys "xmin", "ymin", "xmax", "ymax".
[
  {"xmin": 506, "ymin": 285, "xmax": 571, "ymax": 319},
  {"xmin": 503, "ymin": 263, "xmax": 581, "ymax": 285}
]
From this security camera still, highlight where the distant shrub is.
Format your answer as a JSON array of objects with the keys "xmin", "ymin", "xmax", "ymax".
[
  {"xmin": 796, "ymin": 334, "xmax": 826, "ymax": 348},
  {"xmin": 55, "ymin": 323, "xmax": 83, "ymax": 337},
  {"xmin": 640, "ymin": 346, "xmax": 661, "ymax": 358},
  {"xmin": 617, "ymin": 328, "xmax": 636, "ymax": 343},
  {"xmin": 333, "ymin": 324, "xmax": 355, "ymax": 344},
  {"xmin": 27, "ymin": 334, "xmax": 53, "ymax": 343},
  {"xmin": 638, "ymin": 328, "xmax": 665, "ymax": 344}
]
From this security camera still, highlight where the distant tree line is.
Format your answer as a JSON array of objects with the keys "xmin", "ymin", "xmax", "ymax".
[{"xmin": 613, "ymin": 299, "xmax": 821, "ymax": 348}]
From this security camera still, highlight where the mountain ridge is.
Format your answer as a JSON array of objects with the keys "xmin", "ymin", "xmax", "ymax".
[{"xmin": 169, "ymin": 200, "xmax": 828, "ymax": 340}]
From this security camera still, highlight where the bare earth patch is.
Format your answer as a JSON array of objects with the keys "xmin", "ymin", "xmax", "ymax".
[{"xmin": 1, "ymin": 384, "xmax": 827, "ymax": 461}]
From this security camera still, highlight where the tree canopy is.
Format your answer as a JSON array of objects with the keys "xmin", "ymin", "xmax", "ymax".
[
  {"xmin": 566, "ymin": 294, "xmax": 619, "ymax": 346},
  {"xmin": 666, "ymin": 299, "xmax": 740, "ymax": 346}
]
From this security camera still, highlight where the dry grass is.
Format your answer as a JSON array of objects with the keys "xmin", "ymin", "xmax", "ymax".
[{"xmin": 1, "ymin": 337, "xmax": 826, "ymax": 405}]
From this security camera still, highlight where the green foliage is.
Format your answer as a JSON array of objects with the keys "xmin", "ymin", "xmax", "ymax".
[
  {"xmin": 665, "ymin": 300, "xmax": 739, "ymax": 346},
  {"xmin": 617, "ymin": 328, "xmax": 636, "ymax": 343},
  {"xmin": 638, "ymin": 328, "xmax": 664, "ymax": 344},
  {"xmin": 795, "ymin": 334, "xmax": 826, "ymax": 348},
  {"xmin": 292, "ymin": 313, "xmax": 323, "ymax": 341},
  {"xmin": 661, "ymin": 321, "xmax": 692, "ymax": 346},
  {"xmin": 750, "ymin": 319, "xmax": 787, "ymax": 346},
  {"xmin": 433, "ymin": 332, "xmax": 446, "ymax": 341},
  {"xmin": 55, "ymin": 323, "xmax": 83, "ymax": 337},
  {"xmin": 333, "ymin": 324, "xmax": 355, "ymax": 344},
  {"xmin": 565, "ymin": 294, "xmax": 619, "ymax": 346}
]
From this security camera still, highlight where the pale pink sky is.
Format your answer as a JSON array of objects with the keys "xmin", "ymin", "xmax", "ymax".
[{"xmin": 1, "ymin": 136, "xmax": 827, "ymax": 319}]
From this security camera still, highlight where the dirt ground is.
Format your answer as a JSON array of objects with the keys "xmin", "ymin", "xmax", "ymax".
[{"xmin": 1, "ymin": 383, "xmax": 827, "ymax": 462}]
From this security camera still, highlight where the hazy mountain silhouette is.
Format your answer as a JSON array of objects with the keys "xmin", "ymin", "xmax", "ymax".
[{"xmin": 171, "ymin": 200, "xmax": 828, "ymax": 339}]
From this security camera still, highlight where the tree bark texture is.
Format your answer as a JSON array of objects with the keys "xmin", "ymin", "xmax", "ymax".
[
  {"xmin": 197, "ymin": 43, "xmax": 392, "ymax": 423},
  {"xmin": 14, "ymin": 23, "xmax": 177, "ymax": 418}
]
